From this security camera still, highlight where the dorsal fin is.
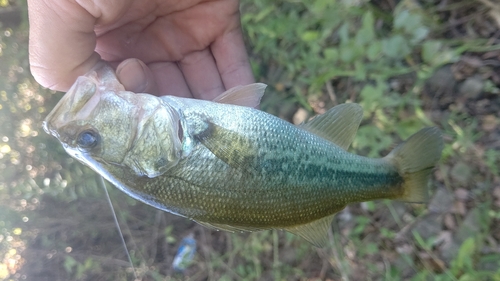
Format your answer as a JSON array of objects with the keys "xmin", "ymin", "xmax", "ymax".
[
  {"xmin": 284, "ymin": 214, "xmax": 336, "ymax": 247},
  {"xmin": 299, "ymin": 103, "xmax": 363, "ymax": 150},
  {"xmin": 212, "ymin": 83, "xmax": 267, "ymax": 108}
]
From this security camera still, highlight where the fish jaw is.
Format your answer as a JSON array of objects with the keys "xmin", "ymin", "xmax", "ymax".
[
  {"xmin": 43, "ymin": 76, "xmax": 98, "ymax": 139},
  {"xmin": 43, "ymin": 62, "xmax": 125, "ymax": 138}
]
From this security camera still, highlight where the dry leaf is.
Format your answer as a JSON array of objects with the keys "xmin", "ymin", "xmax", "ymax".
[{"xmin": 444, "ymin": 214, "xmax": 456, "ymax": 230}]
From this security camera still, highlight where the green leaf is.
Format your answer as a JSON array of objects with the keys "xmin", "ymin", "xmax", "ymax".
[
  {"xmin": 339, "ymin": 45, "xmax": 355, "ymax": 63},
  {"xmin": 353, "ymin": 125, "xmax": 393, "ymax": 157},
  {"xmin": 412, "ymin": 230, "xmax": 432, "ymax": 251},
  {"xmin": 338, "ymin": 23, "xmax": 350, "ymax": 45},
  {"xmin": 422, "ymin": 41, "xmax": 442, "ymax": 64},
  {"xmin": 366, "ymin": 243, "xmax": 378, "ymax": 255},
  {"xmin": 453, "ymin": 237, "xmax": 476, "ymax": 273},
  {"xmin": 301, "ymin": 31, "xmax": 319, "ymax": 42},
  {"xmin": 362, "ymin": 10, "xmax": 375, "ymax": 30},
  {"xmin": 254, "ymin": 6, "xmax": 275, "ymax": 22},
  {"xmin": 382, "ymin": 35, "xmax": 410, "ymax": 58},
  {"xmin": 355, "ymin": 11, "xmax": 375, "ymax": 45},
  {"xmin": 367, "ymin": 41, "xmax": 381, "ymax": 61},
  {"xmin": 64, "ymin": 256, "xmax": 77, "ymax": 274},
  {"xmin": 310, "ymin": 0, "xmax": 337, "ymax": 14},
  {"xmin": 394, "ymin": 10, "xmax": 410, "ymax": 30},
  {"xmin": 360, "ymin": 81, "xmax": 386, "ymax": 108},
  {"xmin": 411, "ymin": 26, "xmax": 429, "ymax": 44},
  {"xmin": 354, "ymin": 60, "xmax": 366, "ymax": 80},
  {"xmin": 380, "ymin": 227, "xmax": 396, "ymax": 239},
  {"xmin": 323, "ymin": 48, "xmax": 339, "ymax": 61},
  {"xmin": 395, "ymin": 10, "xmax": 422, "ymax": 34},
  {"xmin": 458, "ymin": 273, "xmax": 479, "ymax": 281}
]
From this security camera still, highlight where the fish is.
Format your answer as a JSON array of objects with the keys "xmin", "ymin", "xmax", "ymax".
[{"xmin": 43, "ymin": 62, "xmax": 444, "ymax": 247}]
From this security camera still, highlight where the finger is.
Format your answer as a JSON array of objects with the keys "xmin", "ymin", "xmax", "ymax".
[
  {"xmin": 28, "ymin": 0, "xmax": 99, "ymax": 91},
  {"xmin": 149, "ymin": 62, "xmax": 192, "ymax": 98},
  {"xmin": 211, "ymin": 24, "xmax": 255, "ymax": 89},
  {"xmin": 179, "ymin": 49, "xmax": 225, "ymax": 100},
  {"xmin": 116, "ymin": 58, "xmax": 159, "ymax": 94},
  {"xmin": 27, "ymin": 0, "xmax": 134, "ymax": 91}
]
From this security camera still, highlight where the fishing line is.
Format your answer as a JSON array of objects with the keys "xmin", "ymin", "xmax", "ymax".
[{"xmin": 97, "ymin": 175, "xmax": 138, "ymax": 280}]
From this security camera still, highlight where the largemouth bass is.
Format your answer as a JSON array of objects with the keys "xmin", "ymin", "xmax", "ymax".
[{"xmin": 43, "ymin": 62, "xmax": 443, "ymax": 247}]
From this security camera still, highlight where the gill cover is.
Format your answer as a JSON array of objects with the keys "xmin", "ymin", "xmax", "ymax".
[{"xmin": 123, "ymin": 97, "xmax": 182, "ymax": 178}]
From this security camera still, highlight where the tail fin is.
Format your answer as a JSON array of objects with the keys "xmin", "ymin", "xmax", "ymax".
[{"xmin": 385, "ymin": 127, "xmax": 444, "ymax": 203}]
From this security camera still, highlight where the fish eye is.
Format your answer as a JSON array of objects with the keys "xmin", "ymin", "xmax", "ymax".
[{"xmin": 76, "ymin": 129, "xmax": 100, "ymax": 149}]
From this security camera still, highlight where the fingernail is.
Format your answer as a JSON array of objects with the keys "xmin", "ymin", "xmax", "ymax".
[{"xmin": 116, "ymin": 58, "xmax": 149, "ymax": 92}]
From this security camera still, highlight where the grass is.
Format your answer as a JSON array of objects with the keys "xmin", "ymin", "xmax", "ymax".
[{"xmin": 1, "ymin": 0, "xmax": 500, "ymax": 280}]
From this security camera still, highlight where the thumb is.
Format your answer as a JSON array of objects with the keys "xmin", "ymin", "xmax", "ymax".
[{"xmin": 116, "ymin": 59, "xmax": 159, "ymax": 95}]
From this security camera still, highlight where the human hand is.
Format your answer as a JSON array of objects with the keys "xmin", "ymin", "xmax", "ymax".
[{"xmin": 28, "ymin": 0, "xmax": 254, "ymax": 100}]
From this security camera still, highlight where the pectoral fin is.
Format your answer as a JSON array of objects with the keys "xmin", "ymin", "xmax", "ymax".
[
  {"xmin": 194, "ymin": 121, "xmax": 259, "ymax": 171},
  {"xmin": 213, "ymin": 83, "xmax": 267, "ymax": 108},
  {"xmin": 299, "ymin": 103, "xmax": 363, "ymax": 150}
]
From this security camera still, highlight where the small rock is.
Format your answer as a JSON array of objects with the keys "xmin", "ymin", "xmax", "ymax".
[
  {"xmin": 274, "ymin": 82, "xmax": 285, "ymax": 92},
  {"xmin": 426, "ymin": 65, "xmax": 456, "ymax": 95},
  {"xmin": 493, "ymin": 186, "xmax": 500, "ymax": 199},
  {"xmin": 443, "ymin": 224, "xmax": 482, "ymax": 264},
  {"xmin": 494, "ymin": 186, "xmax": 500, "ymax": 208},
  {"xmin": 434, "ymin": 168, "xmax": 445, "ymax": 182},
  {"xmin": 441, "ymin": 240, "xmax": 460, "ymax": 263},
  {"xmin": 454, "ymin": 188, "xmax": 469, "ymax": 201},
  {"xmin": 428, "ymin": 188, "xmax": 454, "ymax": 213},
  {"xmin": 481, "ymin": 115, "xmax": 499, "ymax": 132},
  {"xmin": 478, "ymin": 258, "xmax": 500, "ymax": 272},
  {"xmin": 435, "ymin": 231, "xmax": 453, "ymax": 250},
  {"xmin": 438, "ymin": 231, "xmax": 457, "ymax": 263},
  {"xmin": 308, "ymin": 98, "xmax": 326, "ymax": 114},
  {"xmin": 456, "ymin": 208, "xmax": 482, "ymax": 244},
  {"xmin": 292, "ymin": 108, "xmax": 309, "ymax": 125},
  {"xmin": 459, "ymin": 75, "xmax": 484, "ymax": 99},
  {"xmin": 451, "ymin": 201, "xmax": 466, "ymax": 215},
  {"xmin": 412, "ymin": 213, "xmax": 442, "ymax": 240},
  {"xmin": 396, "ymin": 243, "xmax": 414, "ymax": 255},
  {"xmin": 338, "ymin": 206, "xmax": 353, "ymax": 222},
  {"xmin": 450, "ymin": 162, "xmax": 473, "ymax": 186},
  {"xmin": 461, "ymin": 56, "xmax": 484, "ymax": 68}
]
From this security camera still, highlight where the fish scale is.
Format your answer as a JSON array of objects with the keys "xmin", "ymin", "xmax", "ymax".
[{"xmin": 43, "ymin": 62, "xmax": 444, "ymax": 247}]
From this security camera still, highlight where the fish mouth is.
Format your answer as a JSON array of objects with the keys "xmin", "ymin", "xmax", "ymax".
[
  {"xmin": 43, "ymin": 76, "xmax": 97, "ymax": 139},
  {"xmin": 43, "ymin": 62, "xmax": 124, "ymax": 139}
]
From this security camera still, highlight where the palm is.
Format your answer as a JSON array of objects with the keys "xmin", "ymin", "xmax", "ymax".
[
  {"xmin": 28, "ymin": 0, "xmax": 253, "ymax": 99},
  {"xmin": 96, "ymin": 0, "xmax": 238, "ymax": 63}
]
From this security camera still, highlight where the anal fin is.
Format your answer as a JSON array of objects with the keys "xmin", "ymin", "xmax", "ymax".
[{"xmin": 284, "ymin": 214, "xmax": 336, "ymax": 247}]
